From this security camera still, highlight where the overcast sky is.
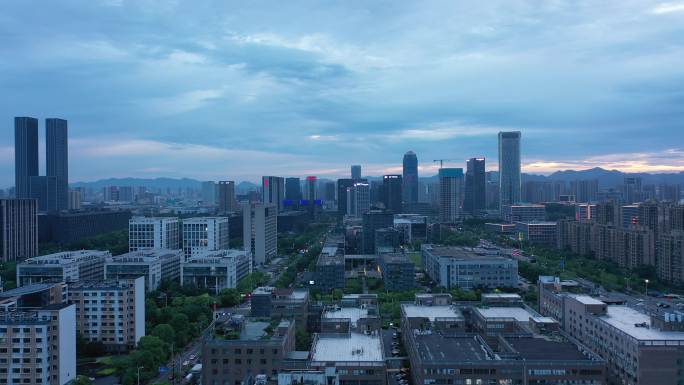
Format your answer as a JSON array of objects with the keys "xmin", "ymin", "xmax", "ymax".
[{"xmin": 1, "ymin": 0, "xmax": 684, "ymax": 186}]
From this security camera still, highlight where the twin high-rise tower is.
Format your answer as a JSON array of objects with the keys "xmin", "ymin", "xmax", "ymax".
[{"xmin": 14, "ymin": 117, "xmax": 69, "ymax": 212}]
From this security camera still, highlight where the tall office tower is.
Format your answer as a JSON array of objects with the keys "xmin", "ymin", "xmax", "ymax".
[
  {"xmin": 305, "ymin": 176, "xmax": 317, "ymax": 200},
  {"xmin": 382, "ymin": 174, "xmax": 403, "ymax": 213},
  {"xmin": 129, "ymin": 217, "xmax": 181, "ymax": 252},
  {"xmin": 68, "ymin": 189, "xmax": 81, "ymax": 210},
  {"xmin": 439, "ymin": 168, "xmax": 464, "ymax": 223},
  {"xmin": 262, "ymin": 176, "xmax": 285, "ymax": 212},
  {"xmin": 464, "ymin": 157, "xmax": 486, "ymax": 216},
  {"xmin": 14, "ymin": 117, "xmax": 39, "ymax": 198},
  {"xmin": 46, "ymin": 118, "xmax": 68, "ymax": 211},
  {"xmin": 243, "ymin": 203, "xmax": 277, "ymax": 265},
  {"xmin": 370, "ymin": 180, "xmax": 383, "ymax": 205},
  {"xmin": 351, "ymin": 165, "xmax": 362, "ymax": 180},
  {"xmin": 0, "ymin": 199, "xmax": 38, "ymax": 262},
  {"xmin": 29, "ymin": 175, "xmax": 58, "ymax": 212},
  {"xmin": 402, "ymin": 151, "xmax": 419, "ymax": 204},
  {"xmin": 570, "ymin": 179, "xmax": 599, "ymax": 203},
  {"xmin": 183, "ymin": 217, "xmax": 230, "ymax": 258},
  {"xmin": 323, "ymin": 181, "xmax": 336, "ymax": 203},
  {"xmin": 498, "ymin": 131, "xmax": 521, "ymax": 214},
  {"xmin": 201, "ymin": 181, "xmax": 216, "ymax": 206},
  {"xmin": 622, "ymin": 177, "xmax": 643, "ymax": 204},
  {"xmin": 285, "ymin": 177, "xmax": 302, "ymax": 201},
  {"xmin": 347, "ymin": 182, "xmax": 370, "ymax": 217},
  {"xmin": 362, "ymin": 210, "xmax": 394, "ymax": 253},
  {"xmin": 337, "ymin": 178, "xmax": 354, "ymax": 219},
  {"xmin": 217, "ymin": 180, "xmax": 237, "ymax": 213}
]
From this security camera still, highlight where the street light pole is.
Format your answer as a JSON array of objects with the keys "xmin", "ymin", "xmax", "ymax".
[
  {"xmin": 645, "ymin": 279, "xmax": 649, "ymax": 296},
  {"xmin": 137, "ymin": 366, "xmax": 144, "ymax": 385}
]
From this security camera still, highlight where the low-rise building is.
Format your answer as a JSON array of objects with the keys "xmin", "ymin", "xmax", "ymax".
[
  {"xmin": 538, "ymin": 276, "xmax": 684, "ymax": 385},
  {"xmin": 181, "ymin": 249, "xmax": 251, "ymax": 293},
  {"xmin": 67, "ymin": 277, "xmax": 145, "ymax": 352},
  {"xmin": 251, "ymin": 287, "xmax": 310, "ymax": 330},
  {"xmin": 104, "ymin": 249, "xmax": 182, "ymax": 291},
  {"xmin": 378, "ymin": 253, "xmax": 415, "ymax": 291},
  {"xmin": 310, "ymin": 331, "xmax": 386, "ymax": 385},
  {"xmin": 484, "ymin": 222, "xmax": 515, "ymax": 233},
  {"xmin": 502, "ymin": 203, "xmax": 546, "ymax": 223},
  {"xmin": 16, "ymin": 250, "xmax": 110, "ymax": 287},
  {"xmin": 202, "ymin": 315, "xmax": 296, "ymax": 385},
  {"xmin": 515, "ymin": 221, "xmax": 557, "ymax": 245},
  {"xmin": 401, "ymin": 294, "xmax": 606, "ymax": 385},
  {"xmin": 322, "ymin": 298, "xmax": 380, "ymax": 334},
  {"xmin": 421, "ymin": 244, "xmax": 517, "ymax": 290}
]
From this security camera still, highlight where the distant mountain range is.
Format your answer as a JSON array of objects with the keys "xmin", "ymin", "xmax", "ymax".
[{"xmin": 69, "ymin": 167, "xmax": 684, "ymax": 192}]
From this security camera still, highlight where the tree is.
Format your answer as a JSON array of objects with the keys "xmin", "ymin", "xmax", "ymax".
[
  {"xmin": 151, "ymin": 324, "xmax": 176, "ymax": 346},
  {"xmin": 218, "ymin": 288, "xmax": 241, "ymax": 307}
]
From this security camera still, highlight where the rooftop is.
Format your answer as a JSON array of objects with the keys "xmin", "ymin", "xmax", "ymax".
[
  {"xmin": 108, "ymin": 249, "xmax": 181, "ymax": 262},
  {"xmin": 422, "ymin": 245, "xmax": 510, "ymax": 261},
  {"xmin": 414, "ymin": 334, "xmax": 489, "ymax": 362},
  {"xmin": 323, "ymin": 307, "xmax": 370, "ymax": 326},
  {"xmin": 402, "ymin": 304, "xmax": 463, "ymax": 321},
  {"xmin": 0, "ymin": 283, "xmax": 61, "ymax": 298},
  {"xmin": 506, "ymin": 337, "xmax": 592, "ymax": 361},
  {"xmin": 571, "ymin": 295, "xmax": 605, "ymax": 305},
  {"xmin": 312, "ymin": 332, "xmax": 383, "ymax": 363},
  {"xmin": 21, "ymin": 250, "xmax": 110, "ymax": 265},
  {"xmin": 601, "ymin": 306, "xmax": 684, "ymax": 341},
  {"xmin": 184, "ymin": 249, "xmax": 248, "ymax": 264},
  {"xmin": 381, "ymin": 253, "xmax": 413, "ymax": 264},
  {"xmin": 68, "ymin": 279, "xmax": 137, "ymax": 291},
  {"xmin": 475, "ymin": 307, "xmax": 538, "ymax": 322}
]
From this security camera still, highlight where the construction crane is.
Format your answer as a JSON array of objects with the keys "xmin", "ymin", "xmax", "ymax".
[{"xmin": 433, "ymin": 159, "xmax": 458, "ymax": 169}]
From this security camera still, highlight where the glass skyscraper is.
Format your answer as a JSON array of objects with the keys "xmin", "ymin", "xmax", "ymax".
[
  {"xmin": 402, "ymin": 151, "xmax": 419, "ymax": 204},
  {"xmin": 14, "ymin": 117, "xmax": 39, "ymax": 199},
  {"xmin": 498, "ymin": 131, "xmax": 521, "ymax": 213},
  {"xmin": 46, "ymin": 118, "xmax": 69, "ymax": 211}
]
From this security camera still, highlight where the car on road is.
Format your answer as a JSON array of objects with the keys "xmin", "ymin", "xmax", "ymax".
[{"xmin": 189, "ymin": 354, "xmax": 197, "ymax": 360}]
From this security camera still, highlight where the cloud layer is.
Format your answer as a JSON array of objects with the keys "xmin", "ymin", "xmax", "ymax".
[{"xmin": 1, "ymin": 0, "xmax": 684, "ymax": 186}]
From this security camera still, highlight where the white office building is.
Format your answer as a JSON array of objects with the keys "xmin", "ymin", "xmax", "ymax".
[
  {"xmin": 128, "ymin": 217, "xmax": 180, "ymax": 252},
  {"xmin": 182, "ymin": 217, "xmax": 230, "ymax": 258},
  {"xmin": 244, "ymin": 203, "xmax": 277, "ymax": 265},
  {"xmin": 181, "ymin": 249, "xmax": 251, "ymax": 293},
  {"xmin": 104, "ymin": 249, "xmax": 183, "ymax": 291},
  {"xmin": 16, "ymin": 250, "xmax": 110, "ymax": 286}
]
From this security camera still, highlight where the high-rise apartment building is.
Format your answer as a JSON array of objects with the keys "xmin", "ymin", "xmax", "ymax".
[
  {"xmin": 243, "ymin": 203, "xmax": 278, "ymax": 265},
  {"xmin": 68, "ymin": 277, "xmax": 145, "ymax": 352},
  {"xmin": 498, "ymin": 131, "xmax": 521, "ymax": 214},
  {"xmin": 382, "ymin": 174, "xmax": 403, "ymax": 213},
  {"xmin": 14, "ymin": 117, "xmax": 39, "ymax": 199},
  {"xmin": 402, "ymin": 151, "xmax": 419, "ymax": 204},
  {"xmin": 464, "ymin": 157, "xmax": 486, "ymax": 216},
  {"xmin": 570, "ymin": 179, "xmax": 599, "ymax": 203},
  {"xmin": 0, "ymin": 299, "xmax": 76, "ymax": 385},
  {"xmin": 68, "ymin": 189, "xmax": 81, "ymax": 210},
  {"xmin": 128, "ymin": 217, "xmax": 181, "ymax": 252},
  {"xmin": 0, "ymin": 198, "xmax": 38, "ymax": 262},
  {"xmin": 262, "ymin": 176, "xmax": 285, "ymax": 212},
  {"xmin": 217, "ymin": 180, "xmax": 237, "ymax": 213},
  {"xmin": 351, "ymin": 165, "xmax": 362, "ymax": 180},
  {"xmin": 438, "ymin": 168, "xmax": 464, "ymax": 223},
  {"xmin": 46, "ymin": 118, "xmax": 68, "ymax": 211},
  {"xmin": 182, "ymin": 217, "xmax": 230, "ymax": 258}
]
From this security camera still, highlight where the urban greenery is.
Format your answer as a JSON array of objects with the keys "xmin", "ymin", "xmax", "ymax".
[{"xmin": 40, "ymin": 229, "xmax": 129, "ymax": 255}]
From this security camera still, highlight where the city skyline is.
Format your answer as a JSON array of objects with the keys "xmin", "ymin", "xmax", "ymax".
[{"xmin": 1, "ymin": 1, "xmax": 684, "ymax": 186}]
